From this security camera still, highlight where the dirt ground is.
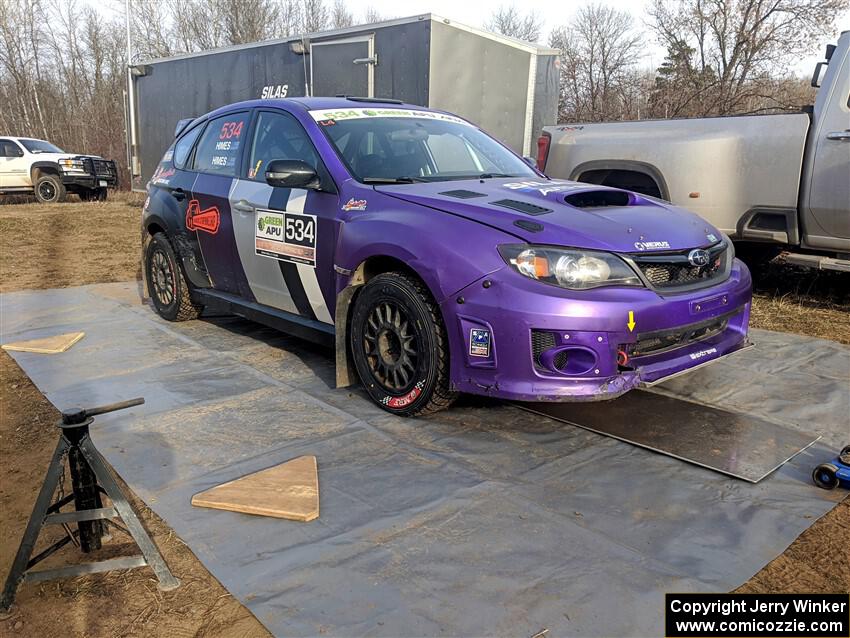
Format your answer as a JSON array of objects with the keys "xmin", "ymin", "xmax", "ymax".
[
  {"xmin": 0, "ymin": 194, "xmax": 848, "ymax": 636},
  {"xmin": 0, "ymin": 353, "xmax": 270, "ymax": 637}
]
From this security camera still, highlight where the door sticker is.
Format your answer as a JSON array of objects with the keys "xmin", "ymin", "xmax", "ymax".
[
  {"xmin": 186, "ymin": 199, "xmax": 220, "ymax": 234},
  {"xmin": 255, "ymin": 209, "xmax": 317, "ymax": 267}
]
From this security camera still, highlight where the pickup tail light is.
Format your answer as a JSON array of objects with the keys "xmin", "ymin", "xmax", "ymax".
[{"xmin": 536, "ymin": 133, "xmax": 551, "ymax": 171}]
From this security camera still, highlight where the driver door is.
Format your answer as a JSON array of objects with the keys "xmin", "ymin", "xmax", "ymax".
[
  {"xmin": 230, "ymin": 109, "xmax": 338, "ymax": 324},
  {"xmin": 0, "ymin": 140, "xmax": 26, "ymax": 187}
]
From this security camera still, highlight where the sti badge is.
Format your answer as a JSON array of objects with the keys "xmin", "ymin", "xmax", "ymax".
[{"xmin": 469, "ymin": 329, "xmax": 491, "ymax": 357}]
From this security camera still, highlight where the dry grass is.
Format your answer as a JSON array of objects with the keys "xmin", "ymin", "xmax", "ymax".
[
  {"xmin": 748, "ymin": 259, "xmax": 850, "ymax": 344},
  {"xmin": 0, "ymin": 191, "xmax": 144, "ymax": 293},
  {"xmin": 0, "ymin": 351, "xmax": 270, "ymax": 637}
]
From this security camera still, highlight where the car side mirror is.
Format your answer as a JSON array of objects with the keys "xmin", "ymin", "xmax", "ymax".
[{"xmin": 265, "ymin": 159, "xmax": 320, "ymax": 190}]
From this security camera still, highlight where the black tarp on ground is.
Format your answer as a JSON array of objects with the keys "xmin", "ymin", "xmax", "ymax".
[{"xmin": 1, "ymin": 282, "xmax": 847, "ymax": 637}]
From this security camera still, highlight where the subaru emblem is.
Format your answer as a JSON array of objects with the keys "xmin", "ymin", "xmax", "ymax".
[{"xmin": 688, "ymin": 249, "xmax": 710, "ymax": 267}]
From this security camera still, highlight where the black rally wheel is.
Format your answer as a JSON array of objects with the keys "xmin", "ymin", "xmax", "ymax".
[
  {"xmin": 350, "ymin": 272, "xmax": 457, "ymax": 416},
  {"xmin": 144, "ymin": 232, "xmax": 201, "ymax": 321}
]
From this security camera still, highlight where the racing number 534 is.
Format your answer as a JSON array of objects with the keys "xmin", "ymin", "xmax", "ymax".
[{"xmin": 285, "ymin": 213, "xmax": 315, "ymax": 246}]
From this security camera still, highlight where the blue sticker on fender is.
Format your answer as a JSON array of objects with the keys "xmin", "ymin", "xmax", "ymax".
[{"xmin": 469, "ymin": 329, "xmax": 491, "ymax": 357}]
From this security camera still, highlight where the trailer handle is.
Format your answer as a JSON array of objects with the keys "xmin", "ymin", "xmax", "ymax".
[{"xmin": 353, "ymin": 55, "xmax": 378, "ymax": 66}]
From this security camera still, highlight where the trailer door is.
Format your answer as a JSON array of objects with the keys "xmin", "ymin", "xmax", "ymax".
[{"xmin": 310, "ymin": 35, "xmax": 375, "ymax": 98}]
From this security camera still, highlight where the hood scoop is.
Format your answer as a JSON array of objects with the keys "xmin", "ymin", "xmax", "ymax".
[
  {"xmin": 491, "ymin": 199, "xmax": 552, "ymax": 216},
  {"xmin": 439, "ymin": 189, "xmax": 487, "ymax": 199},
  {"xmin": 564, "ymin": 190, "xmax": 633, "ymax": 208}
]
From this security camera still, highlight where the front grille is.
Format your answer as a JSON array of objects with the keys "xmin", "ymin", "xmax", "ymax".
[
  {"xmin": 93, "ymin": 160, "xmax": 109, "ymax": 175},
  {"xmin": 80, "ymin": 157, "xmax": 116, "ymax": 178},
  {"xmin": 630, "ymin": 311, "xmax": 736, "ymax": 357},
  {"xmin": 630, "ymin": 242, "xmax": 728, "ymax": 290},
  {"xmin": 531, "ymin": 329, "xmax": 557, "ymax": 372}
]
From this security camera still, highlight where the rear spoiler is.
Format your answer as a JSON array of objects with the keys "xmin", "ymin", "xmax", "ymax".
[{"xmin": 174, "ymin": 118, "xmax": 195, "ymax": 138}]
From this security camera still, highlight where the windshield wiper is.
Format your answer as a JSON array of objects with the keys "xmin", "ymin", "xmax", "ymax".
[
  {"xmin": 362, "ymin": 176, "xmax": 425, "ymax": 184},
  {"xmin": 477, "ymin": 173, "xmax": 515, "ymax": 179}
]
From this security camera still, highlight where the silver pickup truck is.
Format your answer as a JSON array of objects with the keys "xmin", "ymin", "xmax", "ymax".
[{"xmin": 539, "ymin": 31, "xmax": 850, "ymax": 272}]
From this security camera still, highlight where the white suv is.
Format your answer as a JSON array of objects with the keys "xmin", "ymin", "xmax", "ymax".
[{"xmin": 0, "ymin": 137, "xmax": 117, "ymax": 203}]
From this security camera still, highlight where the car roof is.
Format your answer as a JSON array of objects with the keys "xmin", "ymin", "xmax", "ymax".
[{"xmin": 204, "ymin": 97, "xmax": 431, "ymax": 119}]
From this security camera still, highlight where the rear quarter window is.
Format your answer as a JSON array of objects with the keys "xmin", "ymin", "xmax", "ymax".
[{"xmin": 173, "ymin": 124, "xmax": 203, "ymax": 168}]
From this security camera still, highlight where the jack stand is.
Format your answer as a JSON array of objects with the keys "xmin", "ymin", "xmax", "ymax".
[{"xmin": 0, "ymin": 397, "xmax": 180, "ymax": 612}]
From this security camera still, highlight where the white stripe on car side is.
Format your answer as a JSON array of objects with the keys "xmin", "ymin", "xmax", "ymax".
[
  {"xmin": 229, "ymin": 178, "xmax": 299, "ymax": 314},
  {"xmin": 287, "ymin": 190, "xmax": 334, "ymax": 324}
]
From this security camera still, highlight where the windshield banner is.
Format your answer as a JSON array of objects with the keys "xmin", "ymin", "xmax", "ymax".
[{"xmin": 308, "ymin": 107, "xmax": 472, "ymax": 126}]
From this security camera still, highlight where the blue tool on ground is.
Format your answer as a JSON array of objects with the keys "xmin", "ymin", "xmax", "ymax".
[{"xmin": 812, "ymin": 445, "xmax": 850, "ymax": 490}]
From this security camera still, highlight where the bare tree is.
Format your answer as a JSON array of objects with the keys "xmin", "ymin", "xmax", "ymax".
[
  {"xmin": 0, "ymin": 0, "xmax": 129, "ymax": 183},
  {"xmin": 549, "ymin": 3, "xmax": 643, "ymax": 122},
  {"xmin": 484, "ymin": 5, "xmax": 543, "ymax": 43},
  {"xmin": 301, "ymin": 0, "xmax": 329, "ymax": 33},
  {"xmin": 362, "ymin": 7, "xmax": 385, "ymax": 25},
  {"xmin": 330, "ymin": 0, "xmax": 353, "ymax": 29},
  {"xmin": 649, "ymin": 0, "xmax": 844, "ymax": 115},
  {"xmin": 220, "ymin": 0, "xmax": 281, "ymax": 44}
]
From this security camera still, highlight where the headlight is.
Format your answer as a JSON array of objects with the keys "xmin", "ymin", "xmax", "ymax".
[
  {"xmin": 498, "ymin": 244, "xmax": 643, "ymax": 290},
  {"xmin": 59, "ymin": 158, "xmax": 85, "ymax": 172}
]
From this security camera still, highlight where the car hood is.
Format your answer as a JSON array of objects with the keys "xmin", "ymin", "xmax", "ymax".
[{"xmin": 377, "ymin": 178, "xmax": 722, "ymax": 253}]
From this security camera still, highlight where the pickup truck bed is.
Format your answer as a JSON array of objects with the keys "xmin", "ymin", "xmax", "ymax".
[
  {"xmin": 540, "ymin": 30, "xmax": 850, "ymax": 271},
  {"xmin": 542, "ymin": 113, "xmax": 811, "ymax": 244}
]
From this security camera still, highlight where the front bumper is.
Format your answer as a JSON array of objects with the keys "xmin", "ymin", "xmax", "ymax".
[
  {"xmin": 61, "ymin": 158, "xmax": 118, "ymax": 189},
  {"xmin": 442, "ymin": 258, "xmax": 752, "ymax": 402},
  {"xmin": 62, "ymin": 174, "xmax": 117, "ymax": 188}
]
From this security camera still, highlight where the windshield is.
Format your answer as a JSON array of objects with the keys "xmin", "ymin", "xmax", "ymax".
[
  {"xmin": 310, "ymin": 108, "xmax": 537, "ymax": 183},
  {"xmin": 20, "ymin": 139, "xmax": 63, "ymax": 154}
]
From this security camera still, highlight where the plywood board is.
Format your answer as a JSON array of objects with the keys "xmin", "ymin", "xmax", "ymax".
[
  {"xmin": 191, "ymin": 455, "xmax": 318, "ymax": 521},
  {"xmin": 2, "ymin": 331, "xmax": 85, "ymax": 354},
  {"xmin": 516, "ymin": 390, "xmax": 820, "ymax": 483}
]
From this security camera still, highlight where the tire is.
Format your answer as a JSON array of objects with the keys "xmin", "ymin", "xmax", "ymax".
[
  {"xmin": 812, "ymin": 463, "xmax": 839, "ymax": 490},
  {"xmin": 350, "ymin": 271, "xmax": 457, "ymax": 416},
  {"xmin": 80, "ymin": 187, "xmax": 107, "ymax": 202},
  {"xmin": 735, "ymin": 242, "xmax": 782, "ymax": 269},
  {"xmin": 144, "ymin": 232, "xmax": 201, "ymax": 321},
  {"xmin": 34, "ymin": 174, "xmax": 66, "ymax": 204}
]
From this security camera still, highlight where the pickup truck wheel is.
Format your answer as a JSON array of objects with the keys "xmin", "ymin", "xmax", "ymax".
[
  {"xmin": 80, "ymin": 187, "xmax": 107, "ymax": 202},
  {"xmin": 34, "ymin": 174, "xmax": 66, "ymax": 204},
  {"xmin": 350, "ymin": 272, "xmax": 457, "ymax": 416},
  {"xmin": 144, "ymin": 232, "xmax": 201, "ymax": 321}
]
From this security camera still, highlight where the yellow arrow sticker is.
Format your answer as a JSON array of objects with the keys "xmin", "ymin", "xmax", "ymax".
[{"xmin": 627, "ymin": 311, "xmax": 636, "ymax": 332}]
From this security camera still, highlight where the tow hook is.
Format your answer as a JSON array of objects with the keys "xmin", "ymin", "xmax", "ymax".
[{"xmin": 617, "ymin": 349, "xmax": 629, "ymax": 367}]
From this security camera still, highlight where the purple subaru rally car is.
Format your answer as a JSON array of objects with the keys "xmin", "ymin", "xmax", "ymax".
[{"xmin": 142, "ymin": 97, "xmax": 752, "ymax": 416}]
